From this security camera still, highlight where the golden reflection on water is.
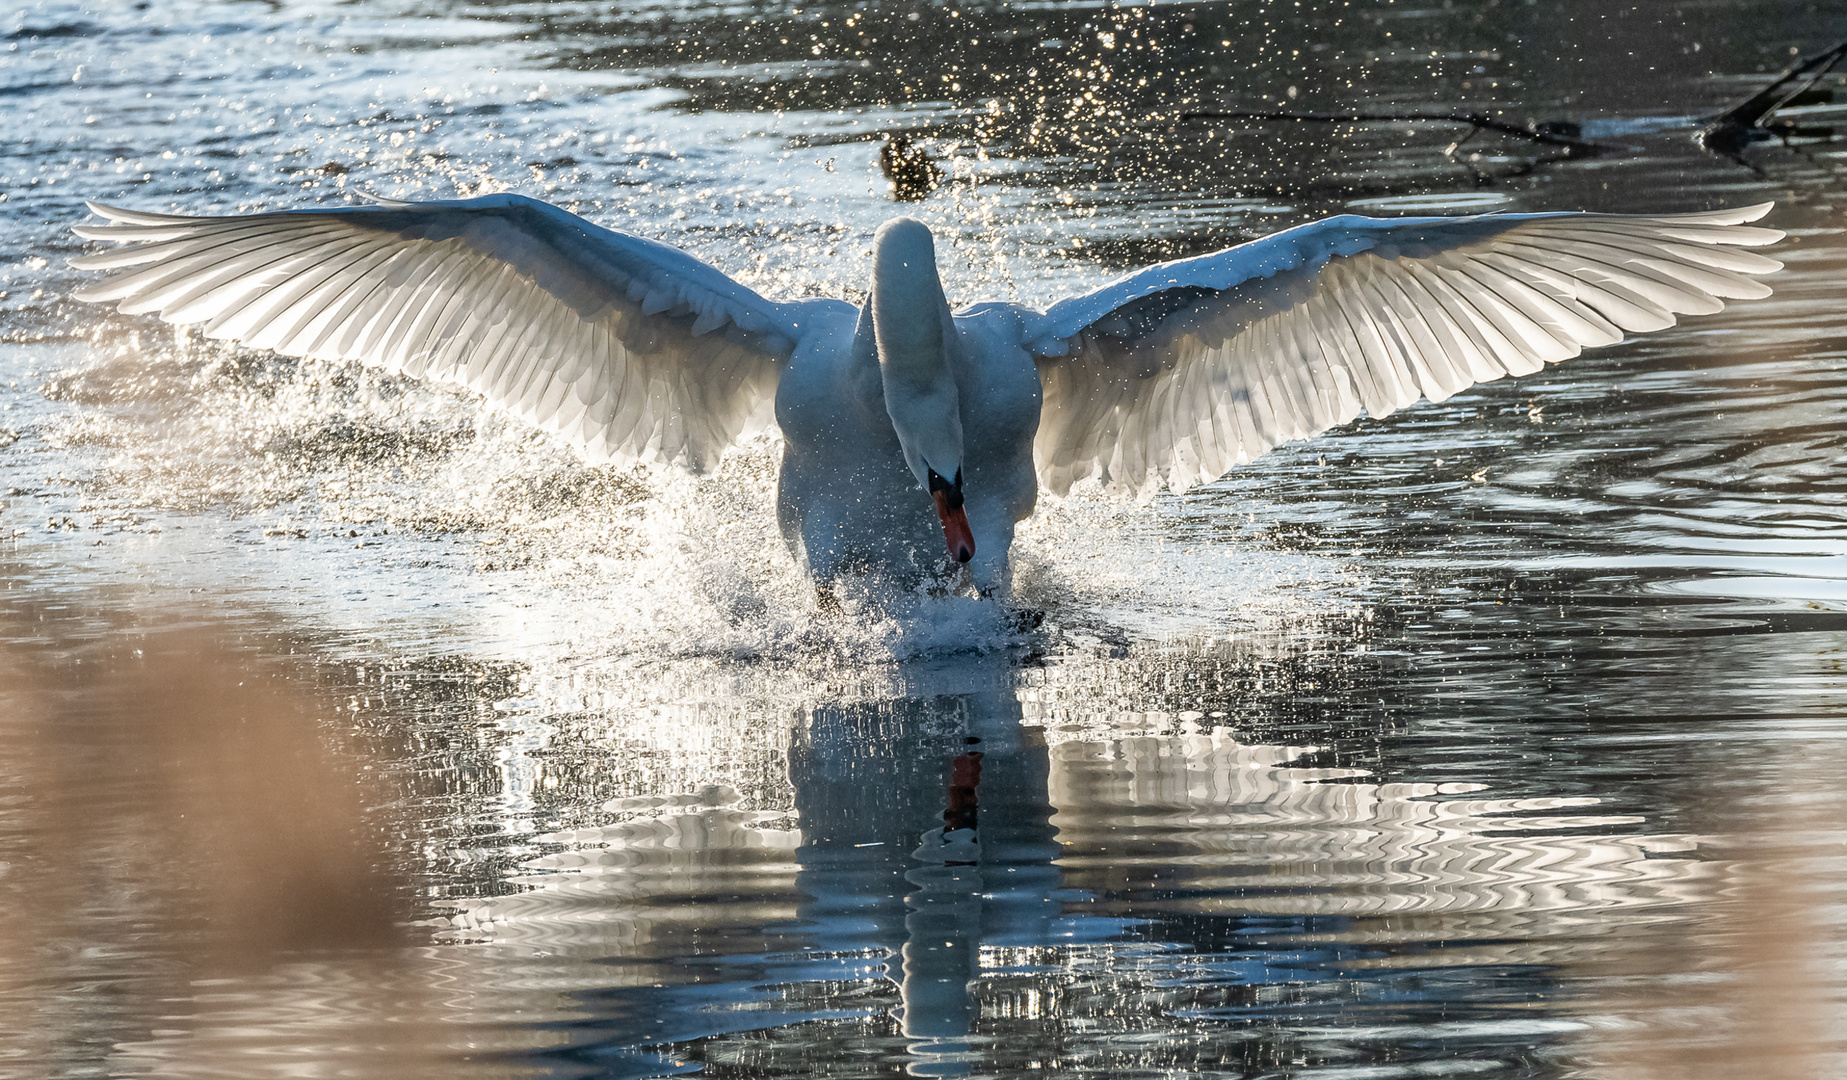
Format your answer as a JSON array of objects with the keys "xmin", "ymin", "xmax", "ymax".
[
  {"xmin": 0, "ymin": 620, "xmax": 547, "ymax": 1080},
  {"xmin": 1571, "ymin": 750, "xmax": 1847, "ymax": 1080}
]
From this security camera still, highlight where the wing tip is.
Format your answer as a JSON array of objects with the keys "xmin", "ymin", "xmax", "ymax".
[
  {"xmin": 1735, "ymin": 200, "xmax": 1776, "ymax": 223},
  {"xmin": 1659, "ymin": 200, "xmax": 1776, "ymax": 226},
  {"xmin": 81, "ymin": 201, "xmax": 191, "ymax": 226},
  {"xmin": 74, "ymin": 202, "xmax": 127, "ymax": 237},
  {"xmin": 67, "ymin": 228, "xmax": 123, "ymax": 246},
  {"xmin": 1710, "ymin": 202, "xmax": 1782, "ymax": 245}
]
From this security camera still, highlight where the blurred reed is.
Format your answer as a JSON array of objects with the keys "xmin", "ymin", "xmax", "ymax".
[
  {"xmin": 1573, "ymin": 765, "xmax": 1846, "ymax": 1078},
  {"xmin": 0, "ymin": 619, "xmax": 547, "ymax": 1079}
]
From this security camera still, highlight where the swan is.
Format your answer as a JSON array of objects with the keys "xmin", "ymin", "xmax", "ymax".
[{"xmin": 69, "ymin": 196, "xmax": 1782, "ymax": 599}]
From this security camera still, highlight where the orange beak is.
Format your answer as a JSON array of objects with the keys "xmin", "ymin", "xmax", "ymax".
[
  {"xmin": 933, "ymin": 490, "xmax": 975, "ymax": 563},
  {"xmin": 927, "ymin": 467, "xmax": 974, "ymax": 564}
]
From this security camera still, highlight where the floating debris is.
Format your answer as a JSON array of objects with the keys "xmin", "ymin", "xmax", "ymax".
[{"xmin": 879, "ymin": 133, "xmax": 943, "ymax": 201}]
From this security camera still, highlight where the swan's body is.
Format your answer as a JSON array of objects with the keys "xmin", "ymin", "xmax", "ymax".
[
  {"xmin": 70, "ymin": 195, "xmax": 1783, "ymax": 598},
  {"xmin": 774, "ymin": 291, "xmax": 1040, "ymax": 590}
]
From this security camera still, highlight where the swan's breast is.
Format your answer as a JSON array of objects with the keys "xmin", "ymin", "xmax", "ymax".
[
  {"xmin": 952, "ymin": 307, "xmax": 1042, "ymax": 447},
  {"xmin": 952, "ymin": 307, "xmax": 1044, "ymax": 522},
  {"xmin": 773, "ymin": 304, "xmax": 880, "ymax": 452}
]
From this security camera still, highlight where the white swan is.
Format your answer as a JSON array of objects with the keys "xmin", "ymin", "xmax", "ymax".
[{"xmin": 70, "ymin": 196, "xmax": 1782, "ymax": 597}]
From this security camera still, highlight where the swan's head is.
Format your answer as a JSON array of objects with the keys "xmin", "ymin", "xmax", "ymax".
[{"xmin": 872, "ymin": 218, "xmax": 973, "ymax": 564}]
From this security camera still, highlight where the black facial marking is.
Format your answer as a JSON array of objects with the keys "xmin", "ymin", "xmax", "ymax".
[{"xmin": 927, "ymin": 467, "xmax": 965, "ymax": 511}]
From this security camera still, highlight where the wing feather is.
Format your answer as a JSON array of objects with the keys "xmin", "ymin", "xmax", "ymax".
[
  {"xmin": 1322, "ymin": 263, "xmax": 1402, "ymax": 412},
  {"xmin": 297, "ymin": 246, "xmax": 407, "ymax": 360},
  {"xmin": 235, "ymin": 237, "xmax": 382, "ymax": 350},
  {"xmin": 71, "ymin": 194, "xmax": 839, "ymax": 472},
  {"xmin": 1029, "ymin": 204, "xmax": 1782, "ymax": 498},
  {"xmin": 1404, "ymin": 262, "xmax": 1499, "ymax": 382}
]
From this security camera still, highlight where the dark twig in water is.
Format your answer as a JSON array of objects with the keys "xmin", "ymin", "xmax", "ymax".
[
  {"xmin": 1700, "ymin": 38, "xmax": 1847, "ymax": 159},
  {"xmin": 879, "ymin": 133, "xmax": 944, "ymax": 202},
  {"xmin": 1179, "ymin": 109, "xmax": 1614, "ymax": 157}
]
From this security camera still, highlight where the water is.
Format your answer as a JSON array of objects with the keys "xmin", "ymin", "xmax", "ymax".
[{"xmin": 4, "ymin": 1, "xmax": 1847, "ymax": 1077}]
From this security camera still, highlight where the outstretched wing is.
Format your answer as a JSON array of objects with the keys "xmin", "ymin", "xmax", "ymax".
[
  {"xmin": 1025, "ymin": 204, "xmax": 1783, "ymax": 499},
  {"xmin": 71, "ymin": 193, "xmax": 842, "ymax": 471}
]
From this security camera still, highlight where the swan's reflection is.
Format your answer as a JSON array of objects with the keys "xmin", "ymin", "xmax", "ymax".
[
  {"xmin": 430, "ymin": 650, "xmax": 1718, "ymax": 1077},
  {"xmin": 791, "ymin": 671, "xmax": 1066, "ymax": 1075}
]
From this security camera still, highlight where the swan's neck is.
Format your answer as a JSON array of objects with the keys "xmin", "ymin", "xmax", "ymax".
[
  {"xmin": 871, "ymin": 218, "xmax": 962, "ymax": 487},
  {"xmin": 872, "ymin": 221, "xmax": 951, "ymax": 389}
]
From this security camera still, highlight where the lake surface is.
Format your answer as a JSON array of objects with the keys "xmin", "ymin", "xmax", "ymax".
[{"xmin": 4, "ymin": 1, "xmax": 1847, "ymax": 1077}]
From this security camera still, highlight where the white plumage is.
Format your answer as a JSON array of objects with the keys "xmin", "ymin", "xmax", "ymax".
[
  {"xmin": 1029, "ymin": 206, "xmax": 1782, "ymax": 500},
  {"xmin": 71, "ymin": 195, "xmax": 1782, "ymax": 593}
]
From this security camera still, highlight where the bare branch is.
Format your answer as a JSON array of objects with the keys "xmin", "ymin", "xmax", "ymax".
[{"xmin": 1179, "ymin": 109, "xmax": 1613, "ymax": 157}]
